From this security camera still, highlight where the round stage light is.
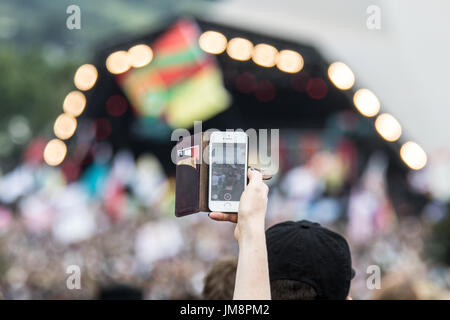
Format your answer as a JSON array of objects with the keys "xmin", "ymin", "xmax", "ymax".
[
  {"xmin": 44, "ymin": 139, "xmax": 67, "ymax": 166},
  {"xmin": 106, "ymin": 95, "xmax": 128, "ymax": 116},
  {"xmin": 128, "ymin": 44, "xmax": 153, "ymax": 68},
  {"xmin": 353, "ymin": 88, "xmax": 380, "ymax": 117},
  {"xmin": 328, "ymin": 62, "xmax": 355, "ymax": 90},
  {"xmin": 199, "ymin": 31, "xmax": 227, "ymax": 54},
  {"xmin": 227, "ymin": 38, "xmax": 253, "ymax": 61},
  {"xmin": 375, "ymin": 113, "xmax": 402, "ymax": 142},
  {"xmin": 106, "ymin": 50, "xmax": 131, "ymax": 74},
  {"xmin": 400, "ymin": 141, "xmax": 427, "ymax": 170},
  {"xmin": 54, "ymin": 113, "xmax": 77, "ymax": 140},
  {"xmin": 252, "ymin": 44, "xmax": 278, "ymax": 68},
  {"xmin": 74, "ymin": 64, "xmax": 98, "ymax": 91},
  {"xmin": 276, "ymin": 50, "xmax": 304, "ymax": 73},
  {"xmin": 63, "ymin": 91, "xmax": 86, "ymax": 117}
]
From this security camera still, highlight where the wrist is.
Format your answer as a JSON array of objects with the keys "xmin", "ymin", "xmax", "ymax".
[{"xmin": 237, "ymin": 222, "xmax": 266, "ymax": 244}]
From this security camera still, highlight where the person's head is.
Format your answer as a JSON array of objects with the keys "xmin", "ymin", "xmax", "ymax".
[
  {"xmin": 266, "ymin": 220, "xmax": 354, "ymax": 300},
  {"xmin": 202, "ymin": 257, "xmax": 238, "ymax": 300}
]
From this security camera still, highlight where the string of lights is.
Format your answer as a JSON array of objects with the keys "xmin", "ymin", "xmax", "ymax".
[{"xmin": 43, "ymin": 27, "xmax": 427, "ymax": 171}]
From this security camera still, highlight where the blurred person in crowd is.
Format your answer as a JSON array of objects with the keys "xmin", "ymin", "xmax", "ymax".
[
  {"xmin": 203, "ymin": 257, "xmax": 238, "ymax": 300},
  {"xmin": 372, "ymin": 272, "xmax": 450, "ymax": 300},
  {"xmin": 371, "ymin": 273, "xmax": 419, "ymax": 300},
  {"xmin": 209, "ymin": 168, "xmax": 271, "ymax": 299}
]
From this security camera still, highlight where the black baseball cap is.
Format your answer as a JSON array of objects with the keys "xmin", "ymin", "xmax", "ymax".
[{"xmin": 266, "ymin": 220, "xmax": 355, "ymax": 300}]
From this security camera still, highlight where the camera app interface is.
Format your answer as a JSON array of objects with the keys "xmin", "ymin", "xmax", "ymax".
[{"xmin": 210, "ymin": 143, "xmax": 247, "ymax": 202}]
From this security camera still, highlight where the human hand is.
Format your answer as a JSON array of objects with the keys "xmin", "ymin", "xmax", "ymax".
[{"xmin": 209, "ymin": 168, "xmax": 269, "ymax": 241}]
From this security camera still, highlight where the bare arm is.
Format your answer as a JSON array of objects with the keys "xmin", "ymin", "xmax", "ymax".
[
  {"xmin": 209, "ymin": 168, "xmax": 271, "ymax": 300},
  {"xmin": 233, "ymin": 222, "xmax": 270, "ymax": 299}
]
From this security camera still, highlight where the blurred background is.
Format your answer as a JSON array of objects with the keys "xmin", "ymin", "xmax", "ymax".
[{"xmin": 1, "ymin": 0, "xmax": 450, "ymax": 299}]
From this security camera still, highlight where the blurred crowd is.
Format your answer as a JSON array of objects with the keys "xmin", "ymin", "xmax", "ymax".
[{"xmin": 0, "ymin": 131, "xmax": 450, "ymax": 300}]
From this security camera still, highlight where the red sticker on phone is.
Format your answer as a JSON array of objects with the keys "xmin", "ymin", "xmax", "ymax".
[{"xmin": 192, "ymin": 145, "xmax": 199, "ymax": 161}]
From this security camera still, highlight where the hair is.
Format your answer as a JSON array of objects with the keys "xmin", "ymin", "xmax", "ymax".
[
  {"xmin": 203, "ymin": 257, "xmax": 238, "ymax": 300},
  {"xmin": 270, "ymin": 279, "xmax": 318, "ymax": 300},
  {"xmin": 203, "ymin": 259, "xmax": 319, "ymax": 300}
]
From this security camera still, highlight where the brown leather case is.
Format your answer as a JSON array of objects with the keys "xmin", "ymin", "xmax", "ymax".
[{"xmin": 174, "ymin": 132, "xmax": 210, "ymax": 217}]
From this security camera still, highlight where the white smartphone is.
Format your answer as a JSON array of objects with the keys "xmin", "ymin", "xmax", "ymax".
[{"xmin": 208, "ymin": 131, "xmax": 248, "ymax": 213}]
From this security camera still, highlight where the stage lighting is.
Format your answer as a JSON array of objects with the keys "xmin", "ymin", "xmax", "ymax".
[
  {"xmin": 328, "ymin": 62, "xmax": 355, "ymax": 90},
  {"xmin": 306, "ymin": 78, "xmax": 328, "ymax": 100},
  {"xmin": 106, "ymin": 50, "xmax": 131, "ymax": 74},
  {"xmin": 375, "ymin": 113, "xmax": 402, "ymax": 142},
  {"xmin": 226, "ymin": 37, "xmax": 253, "ymax": 61},
  {"xmin": 106, "ymin": 95, "xmax": 128, "ymax": 116},
  {"xmin": 353, "ymin": 88, "xmax": 380, "ymax": 117},
  {"xmin": 63, "ymin": 91, "xmax": 86, "ymax": 117},
  {"xmin": 54, "ymin": 113, "xmax": 77, "ymax": 140},
  {"xmin": 199, "ymin": 31, "xmax": 227, "ymax": 54},
  {"xmin": 252, "ymin": 43, "xmax": 278, "ymax": 68},
  {"xmin": 276, "ymin": 50, "xmax": 303, "ymax": 73},
  {"xmin": 74, "ymin": 64, "xmax": 98, "ymax": 91},
  {"xmin": 128, "ymin": 44, "xmax": 153, "ymax": 68},
  {"xmin": 400, "ymin": 141, "xmax": 427, "ymax": 170},
  {"xmin": 44, "ymin": 139, "xmax": 67, "ymax": 166}
]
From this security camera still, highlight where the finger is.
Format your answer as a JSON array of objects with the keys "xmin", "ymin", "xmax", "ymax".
[
  {"xmin": 208, "ymin": 212, "xmax": 238, "ymax": 223},
  {"xmin": 249, "ymin": 167, "xmax": 273, "ymax": 180},
  {"xmin": 262, "ymin": 172, "xmax": 273, "ymax": 180},
  {"xmin": 247, "ymin": 167, "xmax": 263, "ymax": 185}
]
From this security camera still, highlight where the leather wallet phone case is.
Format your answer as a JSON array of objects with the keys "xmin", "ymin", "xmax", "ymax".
[{"xmin": 175, "ymin": 132, "xmax": 211, "ymax": 217}]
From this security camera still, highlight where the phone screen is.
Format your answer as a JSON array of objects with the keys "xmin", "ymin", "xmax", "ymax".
[{"xmin": 210, "ymin": 142, "xmax": 247, "ymax": 202}]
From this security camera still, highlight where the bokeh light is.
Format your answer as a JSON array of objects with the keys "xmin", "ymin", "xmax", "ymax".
[
  {"xmin": 74, "ymin": 64, "xmax": 98, "ymax": 91},
  {"xmin": 54, "ymin": 113, "xmax": 77, "ymax": 140},
  {"xmin": 353, "ymin": 88, "xmax": 380, "ymax": 117},
  {"xmin": 106, "ymin": 50, "xmax": 131, "ymax": 74},
  {"xmin": 328, "ymin": 62, "xmax": 355, "ymax": 90},
  {"xmin": 0, "ymin": 133, "xmax": 14, "ymax": 157},
  {"xmin": 226, "ymin": 37, "xmax": 253, "ymax": 61},
  {"xmin": 306, "ymin": 78, "xmax": 328, "ymax": 100},
  {"xmin": 198, "ymin": 31, "xmax": 227, "ymax": 54},
  {"xmin": 276, "ymin": 50, "xmax": 304, "ymax": 73},
  {"xmin": 106, "ymin": 95, "xmax": 128, "ymax": 116},
  {"xmin": 128, "ymin": 44, "xmax": 153, "ymax": 68},
  {"xmin": 375, "ymin": 113, "xmax": 402, "ymax": 142},
  {"xmin": 43, "ymin": 139, "xmax": 67, "ymax": 166},
  {"xmin": 8, "ymin": 115, "xmax": 31, "ymax": 144},
  {"xmin": 61, "ymin": 159, "xmax": 81, "ymax": 182},
  {"xmin": 63, "ymin": 91, "xmax": 86, "ymax": 117},
  {"xmin": 252, "ymin": 43, "xmax": 278, "ymax": 68},
  {"xmin": 400, "ymin": 141, "xmax": 427, "ymax": 170}
]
